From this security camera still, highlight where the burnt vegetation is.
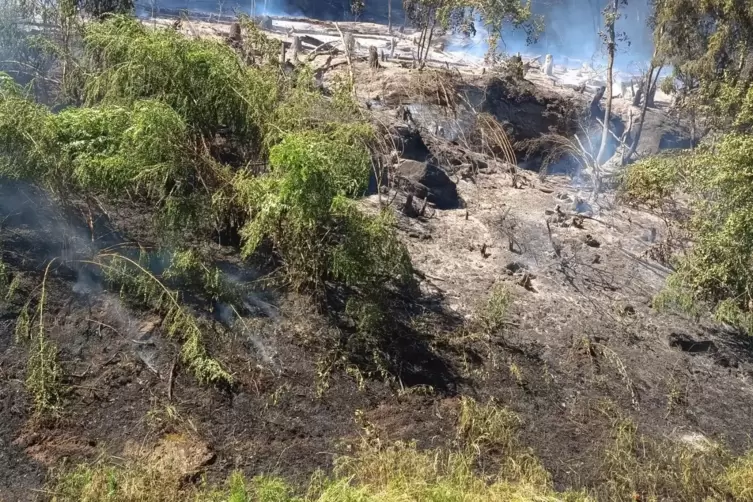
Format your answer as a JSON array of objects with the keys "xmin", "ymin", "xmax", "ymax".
[{"xmin": 1, "ymin": 0, "xmax": 753, "ymax": 501}]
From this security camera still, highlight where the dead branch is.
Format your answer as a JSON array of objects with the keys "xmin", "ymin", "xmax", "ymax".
[{"xmin": 334, "ymin": 22, "xmax": 356, "ymax": 97}]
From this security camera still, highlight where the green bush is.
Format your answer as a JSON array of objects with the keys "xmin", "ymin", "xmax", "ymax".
[
  {"xmin": 619, "ymin": 153, "xmax": 685, "ymax": 208},
  {"xmin": 0, "ymin": 74, "xmax": 56, "ymax": 181},
  {"xmin": 480, "ymin": 283, "xmax": 512, "ymax": 333},
  {"xmin": 1, "ymin": 15, "xmax": 414, "ymax": 389},
  {"xmin": 83, "ymin": 16, "xmax": 278, "ymax": 145},
  {"xmin": 623, "ymin": 132, "xmax": 753, "ymax": 333},
  {"xmin": 236, "ymin": 129, "xmax": 411, "ymax": 293},
  {"xmin": 55, "ymin": 100, "xmax": 190, "ymax": 197}
]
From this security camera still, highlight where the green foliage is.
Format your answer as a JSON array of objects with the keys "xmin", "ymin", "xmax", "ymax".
[
  {"xmin": 55, "ymin": 101, "xmax": 190, "ymax": 197},
  {"xmin": 98, "ymin": 253, "xmax": 232, "ymax": 385},
  {"xmin": 83, "ymin": 16, "xmax": 278, "ymax": 144},
  {"xmin": 236, "ymin": 129, "xmax": 411, "ymax": 293},
  {"xmin": 619, "ymin": 153, "xmax": 683, "ymax": 208},
  {"xmin": 26, "ymin": 326, "xmax": 62, "ymax": 415},
  {"xmin": 622, "ymin": 65, "xmax": 753, "ymax": 334},
  {"xmin": 78, "ymin": 0, "xmax": 133, "ymax": 18},
  {"xmin": 1, "ymin": 12, "xmax": 417, "ymax": 392},
  {"xmin": 652, "ymin": 0, "xmax": 753, "ymax": 129},
  {"xmin": 16, "ymin": 261, "xmax": 64, "ymax": 416},
  {"xmin": 662, "ymin": 135, "xmax": 753, "ymax": 331},
  {"xmin": 0, "ymin": 74, "xmax": 56, "ymax": 181},
  {"xmin": 163, "ymin": 249, "xmax": 242, "ymax": 306},
  {"xmin": 479, "ymin": 282, "xmax": 511, "ymax": 333}
]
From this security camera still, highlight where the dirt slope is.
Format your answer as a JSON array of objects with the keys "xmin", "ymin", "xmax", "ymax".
[{"xmin": 0, "ymin": 14, "xmax": 747, "ymax": 501}]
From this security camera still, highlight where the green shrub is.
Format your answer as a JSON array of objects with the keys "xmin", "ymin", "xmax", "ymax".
[
  {"xmin": 619, "ymin": 153, "xmax": 685, "ymax": 208},
  {"xmin": 621, "ymin": 130, "xmax": 753, "ymax": 333},
  {"xmin": 236, "ymin": 130, "xmax": 411, "ymax": 293},
  {"xmin": 480, "ymin": 283, "xmax": 512, "ymax": 333},
  {"xmin": 1, "ymin": 15, "xmax": 415, "ymax": 391},
  {"xmin": 98, "ymin": 253, "xmax": 232, "ymax": 385},
  {"xmin": 83, "ymin": 16, "xmax": 278, "ymax": 145},
  {"xmin": 662, "ymin": 135, "xmax": 753, "ymax": 330},
  {"xmin": 0, "ymin": 74, "xmax": 56, "ymax": 182},
  {"xmin": 55, "ymin": 100, "xmax": 190, "ymax": 197}
]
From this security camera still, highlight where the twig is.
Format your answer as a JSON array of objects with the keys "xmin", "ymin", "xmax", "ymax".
[
  {"xmin": 85, "ymin": 318, "xmax": 153, "ymax": 345},
  {"xmin": 563, "ymin": 212, "xmax": 613, "ymax": 228},
  {"xmin": 333, "ymin": 22, "xmax": 356, "ymax": 98},
  {"xmin": 546, "ymin": 220, "xmax": 562, "ymax": 258},
  {"xmin": 167, "ymin": 355, "xmax": 177, "ymax": 401}
]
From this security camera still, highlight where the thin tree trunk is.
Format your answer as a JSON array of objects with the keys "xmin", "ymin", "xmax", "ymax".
[
  {"xmin": 624, "ymin": 66, "xmax": 653, "ymax": 164},
  {"xmin": 623, "ymin": 42, "xmax": 660, "ymax": 165},
  {"xmin": 422, "ymin": 21, "xmax": 435, "ymax": 66},
  {"xmin": 596, "ymin": 0, "xmax": 618, "ymax": 167},
  {"xmin": 416, "ymin": 24, "xmax": 427, "ymax": 65},
  {"xmin": 646, "ymin": 64, "xmax": 663, "ymax": 107}
]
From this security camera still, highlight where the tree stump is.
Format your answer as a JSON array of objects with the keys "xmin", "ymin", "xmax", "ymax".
[
  {"xmin": 344, "ymin": 33, "xmax": 356, "ymax": 57},
  {"xmin": 591, "ymin": 86, "xmax": 606, "ymax": 110},
  {"xmin": 369, "ymin": 46, "xmax": 380, "ymax": 69},
  {"xmin": 402, "ymin": 193, "xmax": 419, "ymax": 218},
  {"xmin": 291, "ymin": 36, "xmax": 301, "ymax": 62},
  {"xmin": 258, "ymin": 15, "xmax": 273, "ymax": 30},
  {"xmin": 228, "ymin": 22, "xmax": 242, "ymax": 49},
  {"xmin": 543, "ymin": 54, "xmax": 553, "ymax": 76}
]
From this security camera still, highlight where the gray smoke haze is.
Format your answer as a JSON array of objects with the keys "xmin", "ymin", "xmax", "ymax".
[
  {"xmin": 451, "ymin": 0, "xmax": 653, "ymax": 73},
  {"xmin": 139, "ymin": 0, "xmax": 654, "ymax": 71}
]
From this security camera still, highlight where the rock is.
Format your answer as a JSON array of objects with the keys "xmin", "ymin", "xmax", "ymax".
[
  {"xmin": 572, "ymin": 198, "xmax": 592, "ymax": 214},
  {"xmin": 228, "ymin": 22, "xmax": 242, "ymax": 46},
  {"xmin": 505, "ymin": 261, "xmax": 528, "ymax": 274},
  {"xmin": 258, "ymin": 15, "xmax": 273, "ymax": 30},
  {"xmin": 641, "ymin": 227, "xmax": 658, "ymax": 243},
  {"xmin": 477, "ymin": 75, "xmax": 582, "ymax": 143},
  {"xmin": 401, "ymin": 193, "xmax": 419, "ymax": 218},
  {"xmin": 668, "ymin": 333, "xmax": 716, "ymax": 353},
  {"xmin": 388, "ymin": 126, "xmax": 430, "ymax": 162},
  {"xmin": 396, "ymin": 160, "xmax": 461, "ymax": 209},
  {"xmin": 582, "ymin": 234, "xmax": 600, "ymax": 248},
  {"xmin": 543, "ymin": 54, "xmax": 553, "ymax": 76},
  {"xmin": 629, "ymin": 108, "xmax": 693, "ymax": 156},
  {"xmin": 368, "ymin": 45, "xmax": 380, "ymax": 69},
  {"xmin": 620, "ymin": 305, "xmax": 636, "ymax": 316}
]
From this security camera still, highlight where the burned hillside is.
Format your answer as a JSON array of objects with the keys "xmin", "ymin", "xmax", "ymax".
[{"xmin": 1, "ymin": 2, "xmax": 753, "ymax": 502}]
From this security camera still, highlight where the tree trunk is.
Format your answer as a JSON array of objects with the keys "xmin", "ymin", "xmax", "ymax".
[
  {"xmin": 596, "ymin": 0, "xmax": 618, "ymax": 167},
  {"xmin": 292, "ymin": 36, "xmax": 301, "ymax": 62},
  {"xmin": 646, "ymin": 65, "xmax": 663, "ymax": 108},
  {"xmin": 416, "ymin": 24, "xmax": 427, "ymax": 65},
  {"xmin": 369, "ymin": 46, "xmax": 380, "ymax": 69},
  {"xmin": 624, "ymin": 66, "xmax": 653, "ymax": 164},
  {"xmin": 421, "ymin": 20, "xmax": 435, "ymax": 66}
]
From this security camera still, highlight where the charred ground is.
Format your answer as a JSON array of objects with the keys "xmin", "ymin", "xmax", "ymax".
[{"xmin": 0, "ymin": 9, "xmax": 752, "ymax": 502}]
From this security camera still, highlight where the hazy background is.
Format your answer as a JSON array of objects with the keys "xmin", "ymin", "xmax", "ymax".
[{"xmin": 135, "ymin": 0, "xmax": 654, "ymax": 70}]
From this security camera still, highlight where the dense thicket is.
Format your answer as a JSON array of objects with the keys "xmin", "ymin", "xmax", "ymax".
[
  {"xmin": 0, "ymin": 15, "xmax": 414, "ymax": 389},
  {"xmin": 621, "ymin": 0, "xmax": 753, "ymax": 333}
]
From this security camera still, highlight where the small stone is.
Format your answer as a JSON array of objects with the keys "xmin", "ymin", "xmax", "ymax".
[{"xmin": 583, "ymin": 234, "xmax": 600, "ymax": 248}]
